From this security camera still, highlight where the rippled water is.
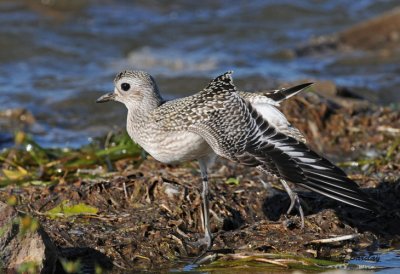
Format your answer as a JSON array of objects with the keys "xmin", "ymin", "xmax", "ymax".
[{"xmin": 0, "ymin": 0, "xmax": 399, "ymax": 147}]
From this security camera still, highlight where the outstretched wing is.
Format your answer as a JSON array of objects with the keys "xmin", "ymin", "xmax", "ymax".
[
  {"xmin": 188, "ymin": 73, "xmax": 376, "ymax": 212},
  {"xmin": 238, "ymin": 102, "xmax": 376, "ymax": 211}
]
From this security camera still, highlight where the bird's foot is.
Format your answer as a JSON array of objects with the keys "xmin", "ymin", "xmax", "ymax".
[
  {"xmin": 284, "ymin": 207, "xmax": 305, "ymax": 229},
  {"xmin": 184, "ymin": 235, "xmax": 214, "ymax": 265},
  {"xmin": 283, "ymin": 214, "xmax": 304, "ymax": 230},
  {"xmin": 280, "ymin": 179, "xmax": 305, "ymax": 229},
  {"xmin": 284, "ymin": 190, "xmax": 305, "ymax": 229},
  {"xmin": 185, "ymin": 234, "xmax": 212, "ymax": 250}
]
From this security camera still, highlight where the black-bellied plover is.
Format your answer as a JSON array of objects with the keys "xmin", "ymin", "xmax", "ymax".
[{"xmin": 97, "ymin": 71, "xmax": 376, "ymax": 250}]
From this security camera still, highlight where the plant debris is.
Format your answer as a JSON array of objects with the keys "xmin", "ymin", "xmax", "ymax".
[{"xmin": 0, "ymin": 88, "xmax": 399, "ymax": 273}]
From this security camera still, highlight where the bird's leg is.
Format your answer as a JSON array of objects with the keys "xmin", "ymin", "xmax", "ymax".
[
  {"xmin": 280, "ymin": 179, "xmax": 305, "ymax": 228},
  {"xmin": 197, "ymin": 159, "xmax": 213, "ymax": 248},
  {"xmin": 186, "ymin": 159, "xmax": 213, "ymax": 250}
]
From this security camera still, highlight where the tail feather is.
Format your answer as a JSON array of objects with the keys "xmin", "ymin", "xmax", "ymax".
[
  {"xmin": 304, "ymin": 175, "xmax": 367, "ymax": 201},
  {"xmin": 299, "ymin": 182, "xmax": 376, "ymax": 211},
  {"xmin": 278, "ymin": 141, "xmax": 377, "ymax": 212},
  {"xmin": 263, "ymin": 82, "xmax": 313, "ymax": 102}
]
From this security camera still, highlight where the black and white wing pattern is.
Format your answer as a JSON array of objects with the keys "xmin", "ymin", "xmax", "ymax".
[
  {"xmin": 239, "ymin": 83, "xmax": 311, "ymax": 143},
  {"xmin": 189, "ymin": 72, "xmax": 377, "ymax": 212},
  {"xmin": 239, "ymin": 82, "xmax": 313, "ymax": 106},
  {"xmin": 238, "ymin": 102, "xmax": 377, "ymax": 211}
]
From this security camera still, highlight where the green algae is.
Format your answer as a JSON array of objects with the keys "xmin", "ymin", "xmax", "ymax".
[
  {"xmin": 0, "ymin": 130, "xmax": 142, "ymax": 187},
  {"xmin": 197, "ymin": 253, "xmax": 343, "ymax": 273}
]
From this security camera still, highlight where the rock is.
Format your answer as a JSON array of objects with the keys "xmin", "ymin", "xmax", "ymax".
[
  {"xmin": 294, "ymin": 35, "xmax": 341, "ymax": 56},
  {"xmin": 339, "ymin": 7, "xmax": 400, "ymax": 51},
  {"xmin": 311, "ymin": 80, "xmax": 338, "ymax": 97},
  {"xmin": 0, "ymin": 108, "xmax": 36, "ymax": 125},
  {"xmin": 305, "ymin": 80, "xmax": 371, "ymax": 112},
  {"xmin": 294, "ymin": 7, "xmax": 400, "ymax": 56},
  {"xmin": 0, "ymin": 202, "xmax": 58, "ymax": 273}
]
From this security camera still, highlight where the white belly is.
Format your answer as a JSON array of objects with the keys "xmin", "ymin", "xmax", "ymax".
[{"xmin": 136, "ymin": 131, "xmax": 214, "ymax": 164}]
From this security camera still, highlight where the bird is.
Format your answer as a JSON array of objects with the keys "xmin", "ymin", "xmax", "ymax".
[{"xmin": 96, "ymin": 70, "xmax": 376, "ymax": 250}]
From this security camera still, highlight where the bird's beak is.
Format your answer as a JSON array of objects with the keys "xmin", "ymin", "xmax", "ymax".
[{"xmin": 96, "ymin": 92, "xmax": 116, "ymax": 103}]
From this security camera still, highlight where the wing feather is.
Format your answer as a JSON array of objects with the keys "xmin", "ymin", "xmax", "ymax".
[
  {"xmin": 187, "ymin": 73, "xmax": 376, "ymax": 212},
  {"xmin": 243, "ymin": 102, "xmax": 377, "ymax": 211}
]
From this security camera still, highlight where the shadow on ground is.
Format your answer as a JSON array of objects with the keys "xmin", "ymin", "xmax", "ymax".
[{"xmin": 263, "ymin": 179, "xmax": 400, "ymax": 238}]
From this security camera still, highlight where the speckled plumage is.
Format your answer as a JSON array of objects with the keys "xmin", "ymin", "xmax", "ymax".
[
  {"xmin": 97, "ymin": 70, "xmax": 376, "ymax": 249},
  {"xmin": 106, "ymin": 70, "xmax": 376, "ymax": 211}
]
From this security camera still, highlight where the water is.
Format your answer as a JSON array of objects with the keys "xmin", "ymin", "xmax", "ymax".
[
  {"xmin": 174, "ymin": 250, "xmax": 400, "ymax": 274},
  {"xmin": 0, "ymin": 0, "xmax": 399, "ymax": 148},
  {"xmin": 348, "ymin": 250, "xmax": 400, "ymax": 274}
]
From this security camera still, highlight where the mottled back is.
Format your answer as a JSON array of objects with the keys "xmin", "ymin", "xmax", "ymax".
[{"xmin": 153, "ymin": 72, "xmax": 255, "ymax": 158}]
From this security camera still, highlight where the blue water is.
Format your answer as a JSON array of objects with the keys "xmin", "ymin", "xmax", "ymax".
[
  {"xmin": 345, "ymin": 250, "xmax": 400, "ymax": 274},
  {"xmin": 0, "ymin": 0, "xmax": 399, "ymax": 148}
]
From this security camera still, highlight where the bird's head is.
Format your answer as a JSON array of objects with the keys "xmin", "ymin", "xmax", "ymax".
[{"xmin": 96, "ymin": 70, "xmax": 162, "ymax": 109}]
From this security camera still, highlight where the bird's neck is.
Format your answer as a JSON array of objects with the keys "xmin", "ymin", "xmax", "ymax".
[
  {"xmin": 125, "ymin": 92, "xmax": 164, "ymax": 143},
  {"xmin": 126, "ymin": 90, "xmax": 164, "ymax": 118}
]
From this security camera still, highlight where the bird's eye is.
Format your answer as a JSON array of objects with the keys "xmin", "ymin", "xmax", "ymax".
[{"xmin": 121, "ymin": 83, "xmax": 130, "ymax": 91}]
